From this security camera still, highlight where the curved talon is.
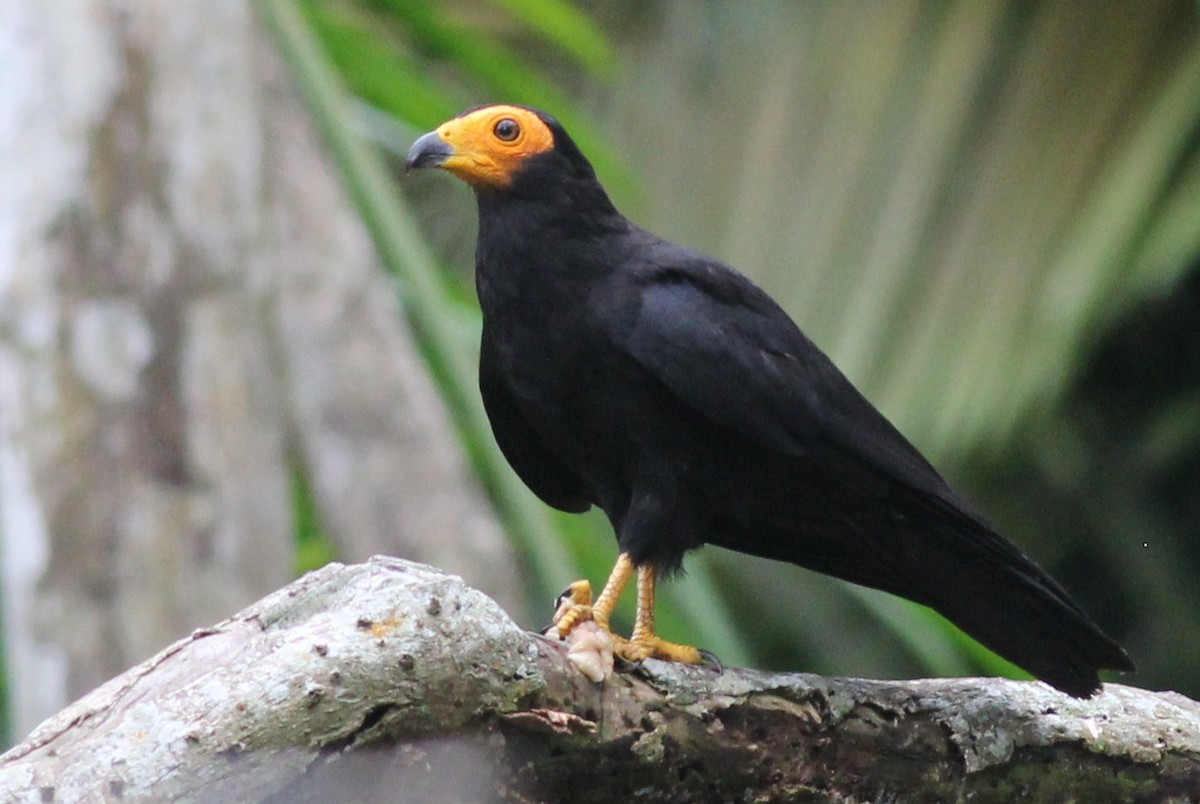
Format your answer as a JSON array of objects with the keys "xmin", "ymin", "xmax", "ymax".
[
  {"xmin": 698, "ymin": 648, "xmax": 723, "ymax": 673},
  {"xmin": 556, "ymin": 580, "xmax": 592, "ymax": 609},
  {"xmin": 613, "ymin": 651, "xmax": 639, "ymax": 671}
]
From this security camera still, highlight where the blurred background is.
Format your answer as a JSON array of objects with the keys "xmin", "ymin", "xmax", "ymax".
[{"xmin": 1, "ymin": 0, "xmax": 1197, "ymax": 747}]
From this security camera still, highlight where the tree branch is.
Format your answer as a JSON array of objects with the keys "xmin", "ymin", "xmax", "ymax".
[{"xmin": 2, "ymin": 558, "xmax": 1196, "ymax": 801}]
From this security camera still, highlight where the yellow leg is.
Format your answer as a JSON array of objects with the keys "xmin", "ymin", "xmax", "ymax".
[
  {"xmin": 624, "ymin": 564, "xmax": 705, "ymax": 664},
  {"xmin": 592, "ymin": 553, "xmax": 633, "ymax": 630},
  {"xmin": 552, "ymin": 554, "xmax": 717, "ymax": 669}
]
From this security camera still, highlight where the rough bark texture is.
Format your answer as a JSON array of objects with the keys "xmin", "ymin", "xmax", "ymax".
[
  {"xmin": 0, "ymin": 0, "xmax": 517, "ymax": 737},
  {"xmin": 1, "ymin": 558, "xmax": 1195, "ymax": 803}
]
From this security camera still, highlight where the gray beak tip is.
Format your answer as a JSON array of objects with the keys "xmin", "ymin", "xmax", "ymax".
[{"xmin": 405, "ymin": 130, "xmax": 454, "ymax": 173}]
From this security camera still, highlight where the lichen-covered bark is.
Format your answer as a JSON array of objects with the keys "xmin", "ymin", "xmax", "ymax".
[{"xmin": 1, "ymin": 558, "xmax": 1195, "ymax": 802}]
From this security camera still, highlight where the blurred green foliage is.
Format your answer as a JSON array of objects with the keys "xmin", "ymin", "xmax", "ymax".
[{"xmin": 293, "ymin": 464, "xmax": 338, "ymax": 574}]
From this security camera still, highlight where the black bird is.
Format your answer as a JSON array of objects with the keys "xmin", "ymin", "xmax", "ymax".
[{"xmin": 405, "ymin": 104, "xmax": 1134, "ymax": 697}]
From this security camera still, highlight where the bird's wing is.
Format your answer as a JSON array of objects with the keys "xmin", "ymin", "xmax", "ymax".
[
  {"xmin": 607, "ymin": 260, "xmax": 1133, "ymax": 695},
  {"xmin": 609, "ymin": 259, "xmax": 954, "ymax": 504}
]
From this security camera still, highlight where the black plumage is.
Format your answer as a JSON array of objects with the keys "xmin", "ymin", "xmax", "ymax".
[{"xmin": 406, "ymin": 104, "xmax": 1134, "ymax": 697}]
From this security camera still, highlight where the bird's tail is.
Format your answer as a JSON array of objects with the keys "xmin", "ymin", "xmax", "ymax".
[{"xmin": 909, "ymin": 515, "xmax": 1134, "ymax": 698}]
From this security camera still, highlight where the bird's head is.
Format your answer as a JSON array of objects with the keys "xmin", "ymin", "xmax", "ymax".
[{"xmin": 405, "ymin": 104, "xmax": 596, "ymax": 194}]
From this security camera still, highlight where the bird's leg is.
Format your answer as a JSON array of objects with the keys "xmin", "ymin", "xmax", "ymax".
[
  {"xmin": 553, "ymin": 556, "xmax": 718, "ymax": 670},
  {"xmin": 552, "ymin": 553, "xmax": 634, "ymax": 645},
  {"xmin": 622, "ymin": 564, "xmax": 706, "ymax": 665}
]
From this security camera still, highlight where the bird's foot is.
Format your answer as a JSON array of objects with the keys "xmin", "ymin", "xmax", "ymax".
[
  {"xmin": 550, "ymin": 579, "xmax": 629, "ymax": 649},
  {"xmin": 546, "ymin": 561, "xmax": 719, "ymax": 679},
  {"xmin": 619, "ymin": 633, "xmax": 721, "ymax": 670},
  {"xmin": 550, "ymin": 579, "xmax": 596, "ymax": 636}
]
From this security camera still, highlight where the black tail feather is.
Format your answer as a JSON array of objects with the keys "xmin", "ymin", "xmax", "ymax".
[{"xmin": 915, "ymin": 518, "xmax": 1135, "ymax": 697}]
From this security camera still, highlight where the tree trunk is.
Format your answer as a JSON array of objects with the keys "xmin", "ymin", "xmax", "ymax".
[
  {"xmin": 0, "ymin": 0, "xmax": 516, "ymax": 739},
  {"xmin": 1, "ymin": 557, "xmax": 1195, "ymax": 802}
]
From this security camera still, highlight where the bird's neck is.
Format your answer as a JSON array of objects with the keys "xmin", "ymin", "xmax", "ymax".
[
  {"xmin": 474, "ymin": 177, "xmax": 623, "ymax": 240},
  {"xmin": 472, "ymin": 184, "xmax": 626, "ymax": 313}
]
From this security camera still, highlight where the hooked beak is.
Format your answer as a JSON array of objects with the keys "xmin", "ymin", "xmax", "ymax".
[{"xmin": 405, "ymin": 130, "xmax": 455, "ymax": 173}]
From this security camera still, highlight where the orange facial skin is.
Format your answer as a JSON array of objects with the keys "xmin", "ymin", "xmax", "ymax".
[{"xmin": 407, "ymin": 104, "xmax": 556, "ymax": 189}]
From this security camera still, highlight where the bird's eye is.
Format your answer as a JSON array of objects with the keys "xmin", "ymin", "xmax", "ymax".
[{"xmin": 494, "ymin": 118, "xmax": 521, "ymax": 142}]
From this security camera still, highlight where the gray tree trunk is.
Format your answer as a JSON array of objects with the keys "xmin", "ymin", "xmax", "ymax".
[
  {"xmin": 1, "ymin": 558, "xmax": 1194, "ymax": 802},
  {"xmin": 0, "ymin": 0, "xmax": 516, "ymax": 739}
]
